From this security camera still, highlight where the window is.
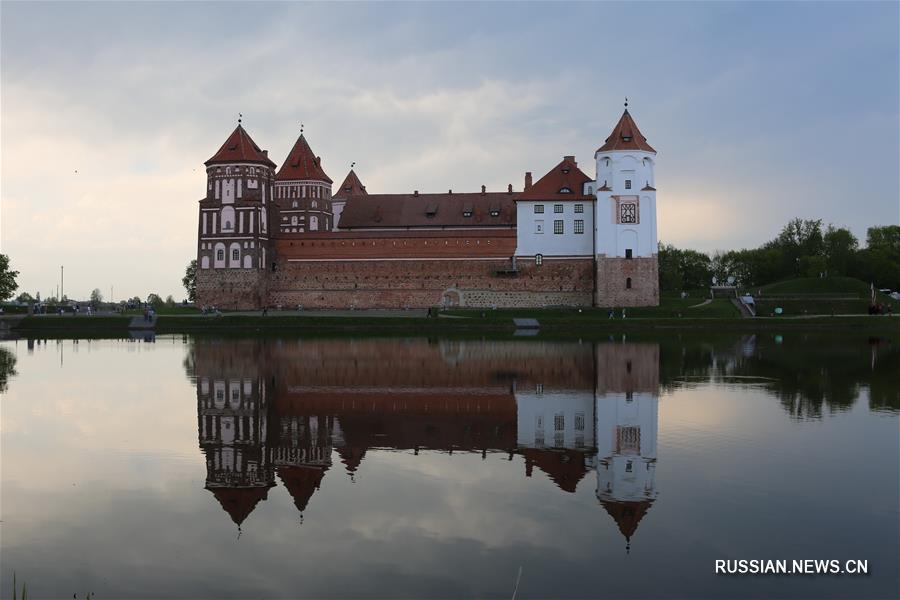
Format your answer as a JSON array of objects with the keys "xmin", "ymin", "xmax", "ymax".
[
  {"xmin": 224, "ymin": 220, "xmax": 232, "ymax": 230},
  {"xmin": 534, "ymin": 204, "xmax": 544, "ymax": 214},
  {"xmin": 292, "ymin": 201, "xmax": 298, "ymax": 208},
  {"xmin": 553, "ymin": 220, "xmax": 563, "ymax": 234},
  {"xmin": 626, "ymin": 277, "xmax": 632, "ymax": 289},
  {"xmin": 312, "ymin": 201, "xmax": 317, "ymax": 209},
  {"xmin": 216, "ymin": 249, "xmax": 224, "ymax": 261},
  {"xmin": 535, "ymin": 254, "xmax": 543, "ymax": 266},
  {"xmin": 574, "ymin": 204, "xmax": 584, "ymax": 213},
  {"xmin": 490, "ymin": 210, "xmax": 499, "ymax": 217},
  {"xmin": 574, "ymin": 220, "xmax": 584, "ymax": 234},
  {"xmin": 534, "ymin": 220, "xmax": 544, "ymax": 234},
  {"xmin": 554, "ymin": 414, "xmax": 565, "ymax": 431},
  {"xmin": 625, "ymin": 248, "xmax": 633, "ymax": 259},
  {"xmin": 625, "ymin": 179, "xmax": 632, "ymax": 190},
  {"xmin": 232, "ymin": 249, "xmax": 239, "ymax": 261},
  {"xmin": 558, "ymin": 187, "xmax": 572, "ymax": 193},
  {"xmin": 575, "ymin": 413, "xmax": 585, "ymax": 431},
  {"xmin": 554, "ymin": 204, "xmax": 563, "ymax": 213},
  {"xmin": 463, "ymin": 210, "xmax": 473, "ymax": 218},
  {"xmin": 620, "ymin": 203, "xmax": 637, "ymax": 224}
]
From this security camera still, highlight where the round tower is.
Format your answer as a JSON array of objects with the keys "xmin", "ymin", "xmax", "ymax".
[
  {"xmin": 593, "ymin": 103, "xmax": 660, "ymax": 307},
  {"xmin": 196, "ymin": 121, "xmax": 277, "ymax": 309},
  {"xmin": 274, "ymin": 131, "xmax": 334, "ymax": 233}
]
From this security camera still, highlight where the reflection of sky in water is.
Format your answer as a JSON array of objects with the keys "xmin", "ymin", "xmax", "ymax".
[{"xmin": 0, "ymin": 336, "xmax": 897, "ymax": 599}]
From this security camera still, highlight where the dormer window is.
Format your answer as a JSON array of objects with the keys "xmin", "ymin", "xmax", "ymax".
[
  {"xmin": 490, "ymin": 209, "xmax": 500, "ymax": 217},
  {"xmin": 622, "ymin": 135, "xmax": 632, "ymax": 142},
  {"xmin": 463, "ymin": 210, "xmax": 473, "ymax": 218},
  {"xmin": 562, "ymin": 168, "xmax": 570, "ymax": 174},
  {"xmin": 558, "ymin": 187, "xmax": 572, "ymax": 194},
  {"xmin": 425, "ymin": 202, "xmax": 438, "ymax": 218},
  {"xmin": 462, "ymin": 203, "xmax": 474, "ymax": 218}
]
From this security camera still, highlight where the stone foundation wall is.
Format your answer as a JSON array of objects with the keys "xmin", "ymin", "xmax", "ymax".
[
  {"xmin": 267, "ymin": 258, "xmax": 594, "ymax": 309},
  {"xmin": 196, "ymin": 268, "xmax": 268, "ymax": 310},
  {"xmin": 594, "ymin": 256, "xmax": 659, "ymax": 307}
]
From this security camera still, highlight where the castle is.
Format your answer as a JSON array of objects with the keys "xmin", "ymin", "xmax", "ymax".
[{"xmin": 195, "ymin": 106, "xmax": 659, "ymax": 309}]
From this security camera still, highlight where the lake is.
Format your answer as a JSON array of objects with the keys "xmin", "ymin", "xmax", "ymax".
[{"xmin": 1, "ymin": 333, "xmax": 897, "ymax": 599}]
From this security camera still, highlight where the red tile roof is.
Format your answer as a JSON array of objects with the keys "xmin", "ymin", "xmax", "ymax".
[
  {"xmin": 333, "ymin": 169, "xmax": 367, "ymax": 199},
  {"xmin": 205, "ymin": 125, "xmax": 276, "ymax": 168},
  {"xmin": 208, "ymin": 485, "xmax": 273, "ymax": 525},
  {"xmin": 596, "ymin": 110, "xmax": 656, "ymax": 154},
  {"xmin": 601, "ymin": 499, "xmax": 654, "ymax": 543},
  {"xmin": 276, "ymin": 134, "xmax": 333, "ymax": 183},
  {"xmin": 338, "ymin": 191, "xmax": 518, "ymax": 229},
  {"xmin": 278, "ymin": 465, "xmax": 328, "ymax": 513},
  {"xmin": 518, "ymin": 156, "xmax": 594, "ymax": 201}
]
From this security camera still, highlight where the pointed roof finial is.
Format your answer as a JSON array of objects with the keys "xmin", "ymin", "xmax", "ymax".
[
  {"xmin": 624, "ymin": 97, "xmax": 628, "ymax": 109},
  {"xmin": 238, "ymin": 112, "xmax": 242, "ymax": 125},
  {"xmin": 300, "ymin": 122, "xmax": 304, "ymax": 134},
  {"xmin": 350, "ymin": 161, "xmax": 356, "ymax": 169}
]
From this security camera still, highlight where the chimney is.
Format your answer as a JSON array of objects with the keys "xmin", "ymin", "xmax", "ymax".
[
  {"xmin": 481, "ymin": 185, "xmax": 486, "ymax": 195},
  {"xmin": 564, "ymin": 155, "xmax": 576, "ymax": 165},
  {"xmin": 448, "ymin": 189, "xmax": 453, "ymax": 195},
  {"xmin": 316, "ymin": 156, "xmax": 321, "ymax": 166},
  {"xmin": 414, "ymin": 190, "xmax": 419, "ymax": 197},
  {"xmin": 263, "ymin": 150, "xmax": 268, "ymax": 157},
  {"xmin": 525, "ymin": 172, "xmax": 533, "ymax": 190},
  {"xmin": 507, "ymin": 184, "xmax": 513, "ymax": 194}
]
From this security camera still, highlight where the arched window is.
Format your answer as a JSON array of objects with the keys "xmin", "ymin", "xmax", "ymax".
[
  {"xmin": 535, "ymin": 253, "xmax": 543, "ymax": 266},
  {"xmin": 558, "ymin": 187, "xmax": 572, "ymax": 193},
  {"xmin": 216, "ymin": 249, "xmax": 224, "ymax": 261},
  {"xmin": 221, "ymin": 206, "xmax": 235, "ymax": 231},
  {"xmin": 310, "ymin": 216, "xmax": 319, "ymax": 230},
  {"xmin": 587, "ymin": 185, "xmax": 593, "ymax": 195},
  {"xmin": 232, "ymin": 249, "xmax": 239, "ymax": 261},
  {"xmin": 626, "ymin": 277, "xmax": 632, "ymax": 289},
  {"xmin": 292, "ymin": 201, "xmax": 298, "ymax": 208},
  {"xmin": 291, "ymin": 216, "xmax": 298, "ymax": 225}
]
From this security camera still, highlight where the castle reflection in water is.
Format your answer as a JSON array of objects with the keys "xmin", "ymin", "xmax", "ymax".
[{"xmin": 193, "ymin": 339, "xmax": 659, "ymax": 550}]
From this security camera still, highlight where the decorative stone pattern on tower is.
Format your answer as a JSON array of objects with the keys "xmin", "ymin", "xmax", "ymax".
[
  {"xmin": 274, "ymin": 133, "xmax": 334, "ymax": 234},
  {"xmin": 196, "ymin": 124, "xmax": 276, "ymax": 309},
  {"xmin": 593, "ymin": 107, "xmax": 660, "ymax": 307}
]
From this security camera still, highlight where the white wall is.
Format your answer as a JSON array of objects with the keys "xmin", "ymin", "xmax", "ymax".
[
  {"xmin": 516, "ymin": 390, "xmax": 595, "ymax": 449},
  {"xmin": 515, "ymin": 200, "xmax": 594, "ymax": 257},
  {"xmin": 595, "ymin": 391, "xmax": 658, "ymax": 502},
  {"xmin": 595, "ymin": 151, "xmax": 657, "ymax": 258}
]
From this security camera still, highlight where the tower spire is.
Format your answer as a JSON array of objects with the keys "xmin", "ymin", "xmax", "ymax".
[{"xmin": 624, "ymin": 97, "xmax": 628, "ymax": 109}]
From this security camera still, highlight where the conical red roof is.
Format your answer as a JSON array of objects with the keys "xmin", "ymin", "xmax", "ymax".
[
  {"xmin": 205, "ymin": 125, "xmax": 276, "ymax": 168},
  {"xmin": 333, "ymin": 169, "xmax": 368, "ymax": 199},
  {"xmin": 518, "ymin": 156, "xmax": 593, "ymax": 201},
  {"xmin": 276, "ymin": 134, "xmax": 333, "ymax": 183},
  {"xmin": 278, "ymin": 465, "xmax": 328, "ymax": 513},
  {"xmin": 601, "ymin": 498, "xmax": 654, "ymax": 542},
  {"xmin": 596, "ymin": 110, "xmax": 656, "ymax": 153},
  {"xmin": 208, "ymin": 485, "xmax": 273, "ymax": 526}
]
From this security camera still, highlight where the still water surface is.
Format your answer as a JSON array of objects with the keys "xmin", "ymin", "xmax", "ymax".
[{"xmin": 1, "ymin": 334, "xmax": 897, "ymax": 599}]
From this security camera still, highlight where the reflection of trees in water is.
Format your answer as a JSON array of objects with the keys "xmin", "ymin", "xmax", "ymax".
[
  {"xmin": 658, "ymin": 333, "xmax": 899, "ymax": 419},
  {"xmin": 0, "ymin": 346, "xmax": 17, "ymax": 393}
]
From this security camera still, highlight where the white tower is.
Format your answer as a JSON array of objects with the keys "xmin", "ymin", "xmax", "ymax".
[{"xmin": 594, "ymin": 102, "xmax": 660, "ymax": 307}]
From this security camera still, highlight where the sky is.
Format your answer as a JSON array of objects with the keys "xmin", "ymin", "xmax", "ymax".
[{"xmin": 1, "ymin": 1, "xmax": 898, "ymax": 301}]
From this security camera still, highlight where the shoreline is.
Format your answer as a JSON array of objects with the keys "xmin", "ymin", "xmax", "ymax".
[{"xmin": 3, "ymin": 312, "xmax": 898, "ymax": 339}]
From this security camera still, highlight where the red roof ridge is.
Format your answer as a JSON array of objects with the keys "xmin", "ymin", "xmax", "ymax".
[
  {"xmin": 518, "ymin": 156, "xmax": 593, "ymax": 201},
  {"xmin": 205, "ymin": 125, "xmax": 276, "ymax": 168},
  {"xmin": 276, "ymin": 133, "xmax": 333, "ymax": 183},
  {"xmin": 596, "ymin": 109, "xmax": 656, "ymax": 154}
]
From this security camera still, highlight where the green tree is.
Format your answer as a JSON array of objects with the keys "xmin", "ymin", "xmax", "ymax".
[
  {"xmin": 866, "ymin": 225, "xmax": 900, "ymax": 255},
  {"xmin": 0, "ymin": 254, "xmax": 19, "ymax": 301},
  {"xmin": 146, "ymin": 293, "xmax": 164, "ymax": 308},
  {"xmin": 823, "ymin": 226, "xmax": 858, "ymax": 275},
  {"xmin": 15, "ymin": 291, "xmax": 34, "ymax": 303},
  {"xmin": 165, "ymin": 294, "xmax": 176, "ymax": 307},
  {"xmin": 90, "ymin": 288, "xmax": 104, "ymax": 306},
  {"xmin": 182, "ymin": 259, "xmax": 197, "ymax": 302}
]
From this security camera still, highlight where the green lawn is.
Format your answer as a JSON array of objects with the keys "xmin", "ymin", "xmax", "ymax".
[
  {"xmin": 753, "ymin": 277, "xmax": 897, "ymax": 315},
  {"xmin": 443, "ymin": 297, "xmax": 740, "ymax": 321}
]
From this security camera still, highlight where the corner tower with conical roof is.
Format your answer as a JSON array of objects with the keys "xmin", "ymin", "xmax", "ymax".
[
  {"xmin": 196, "ymin": 122, "xmax": 277, "ymax": 309},
  {"xmin": 274, "ymin": 132, "xmax": 334, "ymax": 233},
  {"xmin": 330, "ymin": 168, "xmax": 367, "ymax": 231},
  {"xmin": 594, "ymin": 104, "xmax": 660, "ymax": 307}
]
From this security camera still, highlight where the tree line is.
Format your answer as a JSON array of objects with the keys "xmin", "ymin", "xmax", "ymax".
[{"xmin": 659, "ymin": 221, "xmax": 900, "ymax": 292}]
